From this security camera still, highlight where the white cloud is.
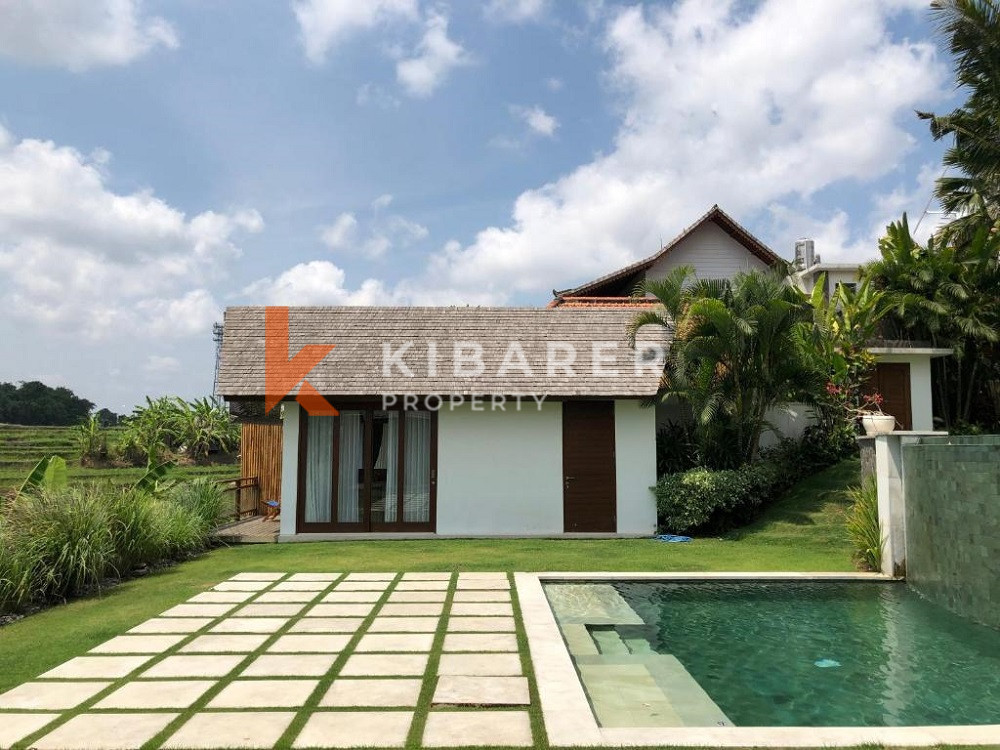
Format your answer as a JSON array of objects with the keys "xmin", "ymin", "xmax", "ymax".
[
  {"xmin": 292, "ymin": 0, "xmax": 419, "ymax": 64},
  {"xmin": 0, "ymin": 126, "xmax": 262, "ymax": 339},
  {"xmin": 513, "ymin": 105, "xmax": 559, "ymax": 137},
  {"xmin": 396, "ymin": 11, "xmax": 471, "ymax": 98},
  {"xmin": 356, "ymin": 83, "xmax": 402, "ymax": 109},
  {"xmin": 485, "ymin": 0, "xmax": 549, "ymax": 23},
  {"xmin": 242, "ymin": 261, "xmax": 393, "ymax": 305},
  {"xmin": 318, "ymin": 195, "xmax": 428, "ymax": 259},
  {"xmin": 0, "ymin": 0, "xmax": 178, "ymax": 71},
  {"xmin": 143, "ymin": 355, "xmax": 181, "ymax": 374},
  {"xmin": 320, "ymin": 212, "xmax": 359, "ymax": 249},
  {"xmin": 545, "ymin": 76, "xmax": 564, "ymax": 91},
  {"xmin": 415, "ymin": 0, "xmax": 945, "ymax": 300}
]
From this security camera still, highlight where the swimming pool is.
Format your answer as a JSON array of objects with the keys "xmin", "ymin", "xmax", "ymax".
[{"xmin": 542, "ymin": 579, "xmax": 1000, "ymax": 729}]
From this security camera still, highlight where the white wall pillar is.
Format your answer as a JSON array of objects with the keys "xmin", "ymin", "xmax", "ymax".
[
  {"xmin": 614, "ymin": 400, "xmax": 657, "ymax": 534},
  {"xmin": 279, "ymin": 403, "xmax": 299, "ymax": 539}
]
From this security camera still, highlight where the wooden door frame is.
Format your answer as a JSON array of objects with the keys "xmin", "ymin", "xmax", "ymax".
[{"xmin": 295, "ymin": 405, "xmax": 437, "ymax": 533}]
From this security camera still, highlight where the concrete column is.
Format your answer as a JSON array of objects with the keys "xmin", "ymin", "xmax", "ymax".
[
  {"xmin": 872, "ymin": 431, "xmax": 946, "ymax": 576},
  {"xmin": 279, "ymin": 403, "xmax": 299, "ymax": 539}
]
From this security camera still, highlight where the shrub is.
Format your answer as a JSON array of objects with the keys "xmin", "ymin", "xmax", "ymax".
[
  {"xmin": 846, "ymin": 477, "xmax": 883, "ymax": 571},
  {"xmin": 653, "ymin": 439, "xmax": 835, "ymax": 535}
]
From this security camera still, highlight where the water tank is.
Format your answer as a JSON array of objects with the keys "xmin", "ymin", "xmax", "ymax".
[{"xmin": 794, "ymin": 238, "xmax": 815, "ymax": 269}]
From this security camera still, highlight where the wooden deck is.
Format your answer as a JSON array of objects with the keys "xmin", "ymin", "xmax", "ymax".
[{"xmin": 215, "ymin": 517, "xmax": 279, "ymax": 544}]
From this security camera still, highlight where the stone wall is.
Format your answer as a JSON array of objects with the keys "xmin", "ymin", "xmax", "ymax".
[{"xmin": 904, "ymin": 435, "xmax": 1000, "ymax": 628}]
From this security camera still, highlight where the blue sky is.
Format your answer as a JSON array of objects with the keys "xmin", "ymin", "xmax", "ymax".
[{"xmin": 0, "ymin": 0, "xmax": 953, "ymax": 411}]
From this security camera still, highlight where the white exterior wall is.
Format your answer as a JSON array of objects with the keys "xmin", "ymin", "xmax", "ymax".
[
  {"xmin": 436, "ymin": 401, "xmax": 565, "ymax": 535},
  {"xmin": 646, "ymin": 222, "xmax": 769, "ymax": 282},
  {"xmin": 279, "ymin": 402, "xmax": 300, "ymax": 537},
  {"xmin": 875, "ymin": 353, "xmax": 936, "ymax": 432},
  {"xmin": 614, "ymin": 400, "xmax": 658, "ymax": 534}
]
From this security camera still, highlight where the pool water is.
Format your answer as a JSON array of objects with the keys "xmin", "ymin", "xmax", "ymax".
[{"xmin": 544, "ymin": 580, "xmax": 1000, "ymax": 727}]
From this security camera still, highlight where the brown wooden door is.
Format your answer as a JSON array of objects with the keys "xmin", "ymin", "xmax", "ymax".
[
  {"xmin": 867, "ymin": 363, "xmax": 912, "ymax": 430},
  {"xmin": 562, "ymin": 401, "xmax": 617, "ymax": 532}
]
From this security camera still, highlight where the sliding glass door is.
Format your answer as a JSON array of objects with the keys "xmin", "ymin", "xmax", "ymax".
[{"xmin": 298, "ymin": 408, "xmax": 436, "ymax": 532}]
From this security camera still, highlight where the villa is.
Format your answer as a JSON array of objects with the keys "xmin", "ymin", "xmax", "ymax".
[{"xmin": 217, "ymin": 205, "xmax": 946, "ymax": 540}]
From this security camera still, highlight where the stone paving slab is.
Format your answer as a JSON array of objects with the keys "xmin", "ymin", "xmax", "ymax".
[
  {"xmin": 162, "ymin": 711, "xmax": 295, "ymax": 749},
  {"xmin": 443, "ymin": 633, "xmax": 519, "ymax": 652},
  {"xmin": 180, "ymin": 634, "xmax": 270, "ymax": 653},
  {"xmin": 272, "ymin": 581, "xmax": 329, "ymax": 591},
  {"xmin": 450, "ymin": 602, "xmax": 514, "ymax": 617},
  {"xmin": 306, "ymin": 603, "xmax": 376, "ymax": 617},
  {"xmin": 356, "ymin": 632, "xmax": 435, "ymax": 652},
  {"xmin": 93, "ymin": 680, "xmax": 215, "ymax": 709},
  {"xmin": 320, "ymin": 678, "xmax": 423, "ymax": 707},
  {"xmin": 0, "ymin": 712, "xmax": 61, "ymax": 747},
  {"xmin": 142, "ymin": 654, "xmax": 244, "ymax": 678},
  {"xmin": 452, "ymin": 590, "xmax": 511, "ymax": 603},
  {"xmin": 388, "ymin": 591, "xmax": 448, "ymax": 602},
  {"xmin": 294, "ymin": 710, "xmax": 413, "ymax": 748},
  {"xmin": 210, "ymin": 617, "xmax": 289, "ymax": 634},
  {"xmin": 345, "ymin": 573, "xmax": 397, "ymax": 581},
  {"xmin": 160, "ymin": 603, "xmax": 236, "ymax": 618},
  {"xmin": 340, "ymin": 653, "xmax": 429, "ymax": 676},
  {"xmin": 235, "ymin": 602, "xmax": 306, "ymax": 617},
  {"xmin": 90, "ymin": 634, "xmax": 187, "ymax": 654},
  {"xmin": 240, "ymin": 654, "xmax": 338, "ymax": 677},
  {"xmin": 207, "ymin": 679, "xmax": 318, "ymax": 708},
  {"xmin": 422, "ymin": 710, "xmax": 532, "ymax": 747},
  {"xmin": 401, "ymin": 572, "xmax": 452, "ymax": 580},
  {"xmin": 287, "ymin": 573, "xmax": 341, "ymax": 581},
  {"xmin": 212, "ymin": 581, "xmax": 271, "ymax": 592},
  {"xmin": 255, "ymin": 591, "xmax": 318, "ymax": 603},
  {"xmin": 321, "ymin": 590, "xmax": 382, "ymax": 603},
  {"xmin": 0, "ymin": 680, "xmax": 109, "ymax": 710},
  {"xmin": 129, "ymin": 617, "xmax": 213, "ymax": 634},
  {"xmin": 438, "ymin": 653, "xmax": 523, "ymax": 676},
  {"xmin": 457, "ymin": 572, "xmax": 508, "ymax": 580},
  {"xmin": 380, "ymin": 602, "xmax": 444, "ymax": 617},
  {"xmin": 395, "ymin": 580, "xmax": 450, "ymax": 591},
  {"xmin": 432, "ymin": 676, "xmax": 530, "ymax": 706},
  {"xmin": 34, "ymin": 712, "xmax": 178, "ymax": 750},
  {"xmin": 40, "ymin": 655, "xmax": 153, "ymax": 679},
  {"xmin": 447, "ymin": 616, "xmax": 516, "ymax": 632},
  {"xmin": 289, "ymin": 617, "xmax": 364, "ymax": 633},
  {"xmin": 188, "ymin": 591, "xmax": 255, "ymax": 604},
  {"xmin": 335, "ymin": 580, "xmax": 391, "ymax": 591},
  {"xmin": 368, "ymin": 616, "xmax": 440, "ymax": 632},
  {"xmin": 455, "ymin": 579, "xmax": 510, "ymax": 591},
  {"xmin": 229, "ymin": 573, "xmax": 285, "ymax": 581},
  {"xmin": 268, "ymin": 634, "xmax": 351, "ymax": 653}
]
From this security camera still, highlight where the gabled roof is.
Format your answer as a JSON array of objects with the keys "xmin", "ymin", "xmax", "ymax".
[
  {"xmin": 218, "ymin": 306, "xmax": 670, "ymax": 399},
  {"xmin": 554, "ymin": 205, "xmax": 785, "ymax": 299}
]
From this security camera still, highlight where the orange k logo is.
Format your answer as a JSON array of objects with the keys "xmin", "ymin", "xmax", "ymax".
[{"xmin": 264, "ymin": 307, "xmax": 339, "ymax": 416}]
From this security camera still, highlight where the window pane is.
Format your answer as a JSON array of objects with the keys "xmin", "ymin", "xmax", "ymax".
[
  {"xmin": 304, "ymin": 415, "xmax": 333, "ymax": 523},
  {"xmin": 372, "ymin": 411, "xmax": 398, "ymax": 524},
  {"xmin": 403, "ymin": 411, "xmax": 431, "ymax": 523},
  {"xmin": 337, "ymin": 411, "xmax": 365, "ymax": 523}
]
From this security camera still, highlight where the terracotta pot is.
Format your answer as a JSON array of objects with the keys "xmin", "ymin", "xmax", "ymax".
[{"xmin": 861, "ymin": 414, "xmax": 896, "ymax": 435}]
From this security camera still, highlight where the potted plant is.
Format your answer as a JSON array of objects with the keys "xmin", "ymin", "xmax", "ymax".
[{"xmin": 854, "ymin": 393, "xmax": 896, "ymax": 435}]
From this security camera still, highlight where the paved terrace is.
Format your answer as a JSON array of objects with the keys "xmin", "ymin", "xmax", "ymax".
[{"xmin": 0, "ymin": 572, "xmax": 538, "ymax": 749}]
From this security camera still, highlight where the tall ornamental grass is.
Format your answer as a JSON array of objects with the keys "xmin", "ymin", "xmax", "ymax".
[
  {"xmin": 0, "ymin": 479, "xmax": 228, "ymax": 613},
  {"xmin": 846, "ymin": 477, "xmax": 883, "ymax": 572}
]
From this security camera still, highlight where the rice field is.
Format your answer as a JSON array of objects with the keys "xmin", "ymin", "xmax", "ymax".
[{"xmin": 0, "ymin": 424, "xmax": 240, "ymax": 492}]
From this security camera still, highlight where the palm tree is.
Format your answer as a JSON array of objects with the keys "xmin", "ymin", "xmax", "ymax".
[
  {"xmin": 865, "ymin": 215, "xmax": 1000, "ymax": 425},
  {"xmin": 917, "ymin": 0, "xmax": 1000, "ymax": 242},
  {"xmin": 628, "ymin": 267, "xmax": 816, "ymax": 466}
]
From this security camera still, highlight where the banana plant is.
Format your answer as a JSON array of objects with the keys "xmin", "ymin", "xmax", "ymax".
[{"xmin": 18, "ymin": 456, "xmax": 68, "ymax": 495}]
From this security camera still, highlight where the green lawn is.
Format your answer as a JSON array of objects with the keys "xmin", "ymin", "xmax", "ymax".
[{"xmin": 0, "ymin": 459, "xmax": 860, "ymax": 692}]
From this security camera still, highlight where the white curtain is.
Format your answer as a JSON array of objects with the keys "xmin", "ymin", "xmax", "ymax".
[
  {"xmin": 377, "ymin": 412, "xmax": 399, "ymax": 522},
  {"xmin": 403, "ymin": 411, "xmax": 431, "ymax": 522},
  {"xmin": 337, "ymin": 411, "xmax": 364, "ymax": 523},
  {"xmin": 304, "ymin": 415, "xmax": 333, "ymax": 523}
]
